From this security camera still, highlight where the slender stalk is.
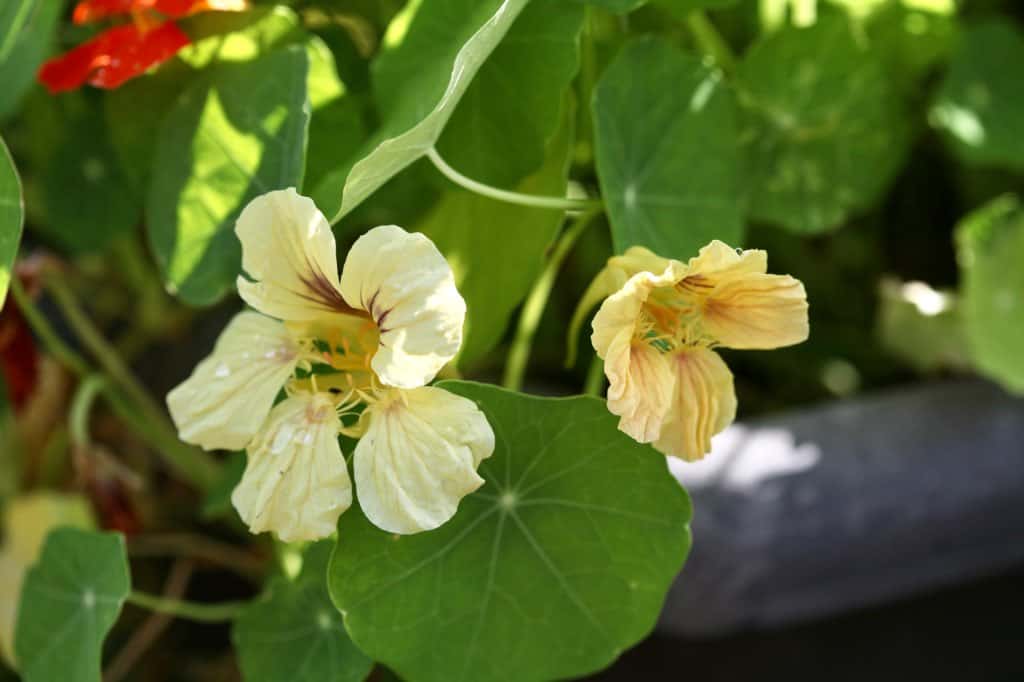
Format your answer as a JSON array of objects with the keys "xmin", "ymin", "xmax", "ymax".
[
  {"xmin": 9, "ymin": 277, "xmax": 90, "ymax": 376},
  {"xmin": 43, "ymin": 273, "xmax": 219, "ymax": 490},
  {"xmin": 126, "ymin": 591, "xmax": 246, "ymax": 623},
  {"xmin": 584, "ymin": 353, "xmax": 606, "ymax": 397},
  {"xmin": 427, "ymin": 147, "xmax": 602, "ymax": 212},
  {"xmin": 686, "ymin": 11, "xmax": 738, "ymax": 74},
  {"xmin": 503, "ymin": 210, "xmax": 601, "ymax": 391},
  {"xmin": 128, "ymin": 533, "xmax": 267, "ymax": 582},
  {"xmin": 69, "ymin": 374, "xmax": 107, "ymax": 448}
]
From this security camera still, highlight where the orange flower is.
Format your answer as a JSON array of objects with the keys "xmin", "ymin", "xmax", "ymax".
[{"xmin": 38, "ymin": 0, "xmax": 246, "ymax": 93}]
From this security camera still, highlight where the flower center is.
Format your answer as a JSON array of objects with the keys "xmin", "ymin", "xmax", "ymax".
[{"xmin": 636, "ymin": 282, "xmax": 715, "ymax": 353}]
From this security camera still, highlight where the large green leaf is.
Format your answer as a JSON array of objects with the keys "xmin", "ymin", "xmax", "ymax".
[
  {"xmin": 14, "ymin": 528, "xmax": 130, "ymax": 682},
  {"xmin": 147, "ymin": 46, "xmax": 311, "ymax": 306},
  {"xmin": 324, "ymin": 0, "xmax": 530, "ymax": 221},
  {"xmin": 931, "ymin": 20, "xmax": 1024, "ymax": 171},
  {"xmin": 571, "ymin": 0, "xmax": 647, "ymax": 12},
  {"xmin": 0, "ymin": 138, "xmax": 22, "ymax": 307},
  {"xmin": 877, "ymin": 278, "xmax": 969, "ymax": 374},
  {"xmin": 417, "ymin": 102, "xmax": 574, "ymax": 368},
  {"xmin": 739, "ymin": 14, "xmax": 910, "ymax": 233},
  {"xmin": 0, "ymin": 0, "xmax": 35, "ymax": 63},
  {"xmin": 434, "ymin": 0, "xmax": 584, "ymax": 187},
  {"xmin": 234, "ymin": 541, "xmax": 373, "ymax": 682},
  {"xmin": 329, "ymin": 381, "xmax": 692, "ymax": 682},
  {"xmin": 955, "ymin": 195, "xmax": 1024, "ymax": 394},
  {"xmin": 593, "ymin": 37, "xmax": 742, "ymax": 258},
  {"xmin": 0, "ymin": 0, "xmax": 61, "ymax": 121}
]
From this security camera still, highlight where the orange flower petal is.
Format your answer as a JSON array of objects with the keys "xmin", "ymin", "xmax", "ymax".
[
  {"xmin": 150, "ymin": 0, "xmax": 247, "ymax": 17},
  {"xmin": 72, "ymin": 0, "xmax": 134, "ymax": 24}
]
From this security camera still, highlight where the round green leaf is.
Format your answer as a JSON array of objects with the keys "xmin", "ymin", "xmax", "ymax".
[
  {"xmin": 329, "ymin": 381, "xmax": 691, "ymax": 682},
  {"xmin": 0, "ymin": 0, "xmax": 61, "ymax": 121},
  {"xmin": 955, "ymin": 195, "xmax": 1024, "ymax": 394},
  {"xmin": 931, "ymin": 20, "xmax": 1024, "ymax": 172},
  {"xmin": 233, "ymin": 541, "xmax": 373, "ymax": 682},
  {"xmin": 147, "ymin": 46, "xmax": 311, "ymax": 306},
  {"xmin": 0, "ymin": 137, "xmax": 23, "ymax": 307},
  {"xmin": 325, "ymin": 0, "xmax": 530, "ymax": 221},
  {"xmin": 593, "ymin": 37, "xmax": 743, "ymax": 258},
  {"xmin": 739, "ymin": 14, "xmax": 910, "ymax": 233},
  {"xmin": 14, "ymin": 528, "xmax": 130, "ymax": 682}
]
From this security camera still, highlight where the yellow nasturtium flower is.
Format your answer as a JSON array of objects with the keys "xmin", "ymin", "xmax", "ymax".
[
  {"xmin": 0, "ymin": 494, "xmax": 94, "ymax": 668},
  {"xmin": 168, "ymin": 188, "xmax": 494, "ymax": 540},
  {"xmin": 575, "ymin": 241, "xmax": 809, "ymax": 462}
]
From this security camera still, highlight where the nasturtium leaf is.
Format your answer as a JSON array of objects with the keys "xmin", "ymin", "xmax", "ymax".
[
  {"xmin": 593, "ymin": 37, "xmax": 742, "ymax": 259},
  {"xmin": 0, "ymin": 138, "xmax": 23, "ymax": 307},
  {"xmin": 955, "ymin": 195, "xmax": 1024, "ymax": 394},
  {"xmin": 177, "ymin": 5, "xmax": 303, "ymax": 68},
  {"xmin": 877, "ymin": 278, "xmax": 969, "ymax": 374},
  {"xmin": 570, "ymin": 0, "xmax": 647, "ymax": 12},
  {"xmin": 931, "ymin": 21, "xmax": 1024, "ymax": 171},
  {"xmin": 0, "ymin": 0, "xmax": 36, "ymax": 63},
  {"xmin": 739, "ymin": 14, "xmax": 910, "ymax": 233},
  {"xmin": 326, "ymin": 0, "xmax": 529, "ymax": 221},
  {"xmin": 14, "ymin": 528, "xmax": 129, "ymax": 682},
  {"xmin": 0, "ymin": 0, "xmax": 62, "ymax": 121},
  {"xmin": 329, "ymin": 381, "xmax": 692, "ymax": 682},
  {"xmin": 234, "ymin": 541, "xmax": 372, "ymax": 682},
  {"xmin": 655, "ymin": 0, "xmax": 738, "ymax": 17},
  {"xmin": 147, "ymin": 45, "xmax": 311, "ymax": 306},
  {"xmin": 434, "ymin": 0, "xmax": 584, "ymax": 187},
  {"xmin": 418, "ymin": 102, "xmax": 574, "ymax": 368}
]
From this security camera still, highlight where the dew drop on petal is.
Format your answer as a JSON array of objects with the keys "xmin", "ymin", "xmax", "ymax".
[{"xmin": 214, "ymin": 363, "xmax": 231, "ymax": 379}]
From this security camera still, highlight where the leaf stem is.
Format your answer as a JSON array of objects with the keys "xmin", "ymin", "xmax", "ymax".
[
  {"xmin": 503, "ymin": 209, "xmax": 601, "ymax": 391},
  {"xmin": 69, "ymin": 374, "xmax": 107, "ymax": 448},
  {"xmin": 427, "ymin": 147, "xmax": 601, "ymax": 212},
  {"xmin": 126, "ymin": 590, "xmax": 246, "ymax": 623},
  {"xmin": 686, "ymin": 11, "xmax": 738, "ymax": 74},
  {"xmin": 584, "ymin": 353, "xmax": 606, "ymax": 397},
  {"xmin": 9, "ymin": 277, "xmax": 90, "ymax": 377}
]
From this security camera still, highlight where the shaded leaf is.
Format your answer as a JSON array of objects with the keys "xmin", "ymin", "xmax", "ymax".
[
  {"xmin": 0, "ymin": 138, "xmax": 22, "ymax": 307},
  {"xmin": 147, "ymin": 46, "xmax": 311, "ymax": 306},
  {"xmin": 0, "ymin": 0, "xmax": 62, "ymax": 121},
  {"xmin": 0, "ymin": 0, "xmax": 36, "ymax": 63},
  {"xmin": 14, "ymin": 528, "xmax": 129, "ymax": 682},
  {"xmin": 329, "ymin": 381, "xmax": 691, "ymax": 682},
  {"xmin": 877, "ymin": 278, "xmax": 969, "ymax": 373},
  {"xmin": 234, "ymin": 541, "xmax": 372, "ymax": 682},
  {"xmin": 955, "ymin": 195, "xmax": 1024, "ymax": 394},
  {"xmin": 739, "ymin": 14, "xmax": 910, "ymax": 233},
  {"xmin": 593, "ymin": 37, "xmax": 742, "ymax": 258}
]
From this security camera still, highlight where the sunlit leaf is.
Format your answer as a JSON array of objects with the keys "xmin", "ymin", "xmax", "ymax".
[
  {"xmin": 323, "ymin": 0, "xmax": 530, "ymax": 221},
  {"xmin": 570, "ymin": 0, "xmax": 646, "ymax": 12},
  {"xmin": 177, "ymin": 6, "xmax": 302, "ymax": 68},
  {"xmin": 434, "ymin": 0, "xmax": 584, "ymax": 187},
  {"xmin": 234, "ymin": 541, "xmax": 372, "ymax": 682},
  {"xmin": 0, "ymin": 0, "xmax": 62, "ymax": 120},
  {"xmin": 147, "ymin": 45, "xmax": 310, "ymax": 306},
  {"xmin": 0, "ymin": 138, "xmax": 23, "ymax": 307},
  {"xmin": 739, "ymin": 14, "xmax": 910, "ymax": 233},
  {"xmin": 14, "ymin": 528, "xmax": 129, "ymax": 682},
  {"xmin": 955, "ymin": 195, "xmax": 1024, "ymax": 394},
  {"xmin": 877, "ymin": 278, "xmax": 969, "ymax": 373},
  {"xmin": 329, "ymin": 381, "xmax": 692, "ymax": 682},
  {"xmin": 417, "ymin": 101, "xmax": 574, "ymax": 368},
  {"xmin": 593, "ymin": 37, "xmax": 742, "ymax": 258},
  {"xmin": 931, "ymin": 20, "xmax": 1024, "ymax": 171}
]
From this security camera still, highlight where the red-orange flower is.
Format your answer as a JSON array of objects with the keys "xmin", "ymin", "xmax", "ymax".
[{"xmin": 38, "ymin": 0, "xmax": 246, "ymax": 93}]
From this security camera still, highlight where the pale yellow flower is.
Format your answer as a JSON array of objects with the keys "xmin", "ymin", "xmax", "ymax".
[
  {"xmin": 0, "ymin": 494, "xmax": 94, "ymax": 668},
  {"xmin": 586, "ymin": 241, "xmax": 808, "ymax": 461},
  {"xmin": 168, "ymin": 188, "xmax": 492, "ymax": 540}
]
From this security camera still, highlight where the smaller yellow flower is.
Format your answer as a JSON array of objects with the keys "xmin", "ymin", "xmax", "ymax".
[
  {"xmin": 168, "ymin": 189, "xmax": 493, "ymax": 541},
  {"xmin": 582, "ymin": 241, "xmax": 808, "ymax": 461},
  {"xmin": 0, "ymin": 494, "xmax": 94, "ymax": 668}
]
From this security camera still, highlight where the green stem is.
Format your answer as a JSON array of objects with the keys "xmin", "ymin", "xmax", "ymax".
[
  {"xmin": 9, "ymin": 278, "xmax": 90, "ymax": 377},
  {"xmin": 685, "ymin": 11, "xmax": 738, "ymax": 74},
  {"xmin": 43, "ymin": 273, "xmax": 219, "ymax": 490},
  {"xmin": 127, "ymin": 591, "xmax": 246, "ymax": 623},
  {"xmin": 503, "ymin": 210, "xmax": 601, "ymax": 391},
  {"xmin": 584, "ymin": 353, "xmax": 606, "ymax": 397},
  {"xmin": 427, "ymin": 147, "xmax": 602, "ymax": 212},
  {"xmin": 69, "ymin": 374, "xmax": 107, "ymax": 448}
]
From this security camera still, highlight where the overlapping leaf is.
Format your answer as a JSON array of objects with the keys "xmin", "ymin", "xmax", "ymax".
[
  {"xmin": 739, "ymin": 14, "xmax": 910, "ymax": 233},
  {"xmin": 593, "ymin": 37, "xmax": 742, "ymax": 258},
  {"xmin": 147, "ymin": 45, "xmax": 310, "ymax": 306},
  {"xmin": 14, "ymin": 529, "xmax": 130, "ymax": 682},
  {"xmin": 234, "ymin": 541, "xmax": 373, "ymax": 682},
  {"xmin": 955, "ymin": 195, "xmax": 1024, "ymax": 394},
  {"xmin": 329, "ymin": 381, "xmax": 691, "ymax": 682}
]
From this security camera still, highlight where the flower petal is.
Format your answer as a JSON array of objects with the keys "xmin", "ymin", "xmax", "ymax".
[
  {"xmin": 355, "ymin": 387, "xmax": 493, "ymax": 534},
  {"xmin": 167, "ymin": 311, "xmax": 298, "ymax": 451},
  {"xmin": 235, "ymin": 189, "xmax": 360, "ymax": 322},
  {"xmin": 231, "ymin": 393, "xmax": 351, "ymax": 542},
  {"xmin": 702, "ymin": 273, "xmax": 809, "ymax": 349},
  {"xmin": 71, "ymin": 0, "xmax": 133, "ymax": 24},
  {"xmin": 151, "ymin": 0, "xmax": 248, "ymax": 18},
  {"xmin": 606, "ymin": 341, "xmax": 675, "ymax": 444},
  {"xmin": 685, "ymin": 240, "xmax": 767, "ymax": 281},
  {"xmin": 38, "ymin": 22, "xmax": 190, "ymax": 93},
  {"xmin": 653, "ymin": 348, "xmax": 737, "ymax": 462},
  {"xmin": 339, "ymin": 226, "xmax": 466, "ymax": 389}
]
